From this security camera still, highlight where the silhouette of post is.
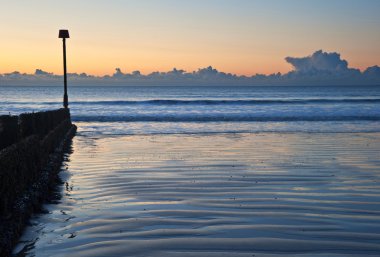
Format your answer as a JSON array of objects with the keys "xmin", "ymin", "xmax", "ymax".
[{"xmin": 59, "ymin": 30, "xmax": 70, "ymax": 109}]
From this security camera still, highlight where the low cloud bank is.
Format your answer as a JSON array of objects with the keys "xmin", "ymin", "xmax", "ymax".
[{"xmin": 1, "ymin": 50, "xmax": 379, "ymax": 86}]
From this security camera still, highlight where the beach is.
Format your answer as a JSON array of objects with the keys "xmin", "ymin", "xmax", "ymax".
[
  {"xmin": 1, "ymin": 85, "xmax": 379, "ymax": 256},
  {"xmin": 13, "ymin": 131, "xmax": 380, "ymax": 256},
  {"xmin": 2, "ymin": 1, "xmax": 380, "ymax": 255}
]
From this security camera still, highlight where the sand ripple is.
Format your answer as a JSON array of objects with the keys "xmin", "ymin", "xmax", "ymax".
[{"xmin": 13, "ymin": 133, "xmax": 380, "ymax": 256}]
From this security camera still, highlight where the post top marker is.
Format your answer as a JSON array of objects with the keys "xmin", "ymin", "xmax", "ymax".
[{"xmin": 59, "ymin": 30, "xmax": 70, "ymax": 39}]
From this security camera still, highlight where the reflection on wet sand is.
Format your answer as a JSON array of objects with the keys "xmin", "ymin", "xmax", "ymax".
[{"xmin": 13, "ymin": 133, "xmax": 380, "ymax": 257}]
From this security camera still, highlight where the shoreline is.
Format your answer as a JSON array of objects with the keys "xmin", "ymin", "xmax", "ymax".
[{"xmin": 0, "ymin": 110, "xmax": 77, "ymax": 257}]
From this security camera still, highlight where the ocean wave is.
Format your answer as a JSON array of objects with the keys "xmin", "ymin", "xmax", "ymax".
[
  {"xmin": 72, "ymin": 114, "xmax": 380, "ymax": 123},
  {"xmin": 5, "ymin": 98, "xmax": 380, "ymax": 106}
]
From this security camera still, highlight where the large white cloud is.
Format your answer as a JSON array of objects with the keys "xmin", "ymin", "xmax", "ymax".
[{"xmin": 285, "ymin": 50, "xmax": 351, "ymax": 73}]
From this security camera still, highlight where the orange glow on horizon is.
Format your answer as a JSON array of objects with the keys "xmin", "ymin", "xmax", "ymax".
[
  {"xmin": 1, "ymin": 1, "xmax": 379, "ymax": 77},
  {"xmin": 1, "ymin": 34, "xmax": 377, "ymax": 77},
  {"xmin": 0, "ymin": 47, "xmax": 375, "ymax": 77}
]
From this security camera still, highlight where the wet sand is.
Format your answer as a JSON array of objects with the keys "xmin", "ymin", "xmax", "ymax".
[{"xmin": 13, "ymin": 133, "xmax": 380, "ymax": 256}]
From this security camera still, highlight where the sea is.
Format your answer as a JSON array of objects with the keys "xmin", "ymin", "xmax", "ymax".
[
  {"xmin": 2, "ymin": 85, "xmax": 380, "ymax": 256},
  {"xmin": 1, "ymin": 85, "xmax": 380, "ymax": 135}
]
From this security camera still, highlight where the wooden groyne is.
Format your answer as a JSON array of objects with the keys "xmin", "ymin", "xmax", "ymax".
[{"xmin": 0, "ymin": 108, "xmax": 77, "ymax": 256}]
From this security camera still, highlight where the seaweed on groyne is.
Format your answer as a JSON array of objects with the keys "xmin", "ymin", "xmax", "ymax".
[{"xmin": 0, "ymin": 109, "xmax": 77, "ymax": 256}]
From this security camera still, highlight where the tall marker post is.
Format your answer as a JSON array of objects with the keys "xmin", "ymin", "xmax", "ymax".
[{"xmin": 59, "ymin": 30, "xmax": 70, "ymax": 109}]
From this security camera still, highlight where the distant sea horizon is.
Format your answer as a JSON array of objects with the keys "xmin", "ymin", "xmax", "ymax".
[{"xmin": 1, "ymin": 85, "xmax": 380, "ymax": 135}]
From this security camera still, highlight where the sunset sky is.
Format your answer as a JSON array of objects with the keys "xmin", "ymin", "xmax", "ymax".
[{"xmin": 1, "ymin": 0, "xmax": 379, "ymax": 76}]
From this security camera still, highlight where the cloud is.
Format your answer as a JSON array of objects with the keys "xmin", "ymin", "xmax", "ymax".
[
  {"xmin": 113, "ymin": 68, "xmax": 124, "ymax": 78},
  {"xmin": 364, "ymin": 66, "xmax": 380, "ymax": 78},
  {"xmin": 1, "ymin": 50, "xmax": 379, "ymax": 86},
  {"xmin": 285, "ymin": 50, "xmax": 350, "ymax": 73},
  {"xmin": 34, "ymin": 69, "xmax": 53, "ymax": 76},
  {"xmin": 281, "ymin": 50, "xmax": 367, "ymax": 85}
]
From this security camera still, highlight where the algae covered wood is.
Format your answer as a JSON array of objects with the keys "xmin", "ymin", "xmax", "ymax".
[{"xmin": 0, "ymin": 108, "xmax": 76, "ymax": 256}]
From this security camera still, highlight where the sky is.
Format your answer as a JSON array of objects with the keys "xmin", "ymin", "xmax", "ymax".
[{"xmin": 0, "ymin": 0, "xmax": 380, "ymax": 76}]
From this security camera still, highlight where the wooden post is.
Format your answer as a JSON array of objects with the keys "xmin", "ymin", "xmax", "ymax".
[{"xmin": 59, "ymin": 30, "xmax": 70, "ymax": 109}]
